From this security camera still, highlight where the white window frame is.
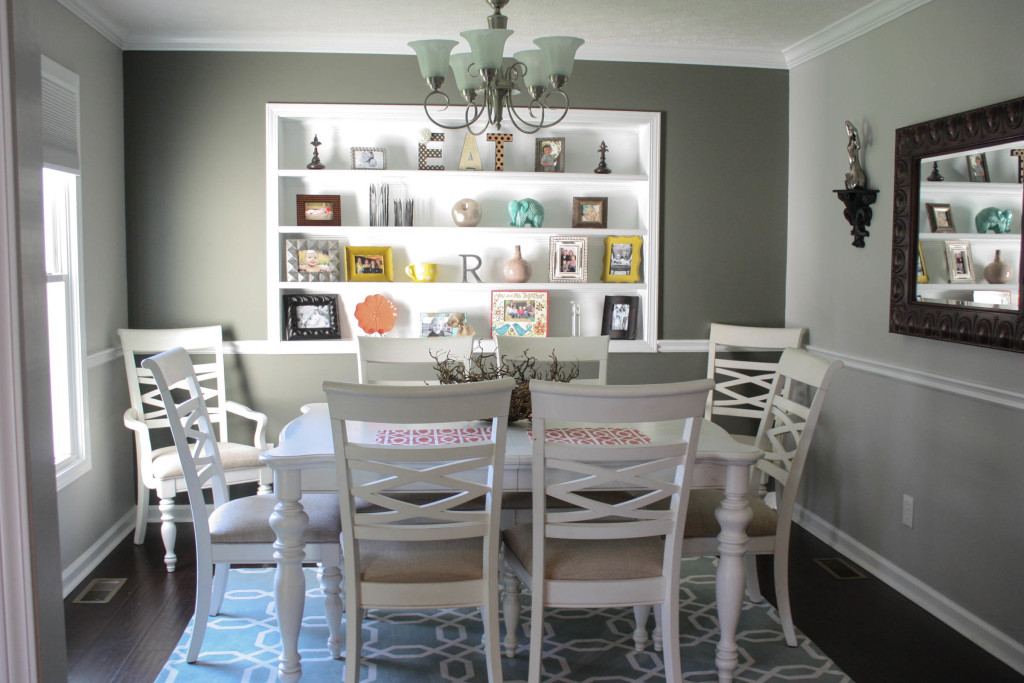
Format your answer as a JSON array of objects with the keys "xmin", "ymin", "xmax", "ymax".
[{"xmin": 42, "ymin": 56, "xmax": 90, "ymax": 489}]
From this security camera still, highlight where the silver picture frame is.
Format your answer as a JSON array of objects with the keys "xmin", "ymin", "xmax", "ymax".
[{"xmin": 284, "ymin": 239, "xmax": 341, "ymax": 282}]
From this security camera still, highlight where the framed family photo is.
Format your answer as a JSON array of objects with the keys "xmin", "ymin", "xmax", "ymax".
[
  {"xmin": 601, "ymin": 295, "xmax": 639, "ymax": 340},
  {"xmin": 601, "ymin": 235, "xmax": 643, "ymax": 283},
  {"xmin": 490, "ymin": 290, "xmax": 549, "ymax": 338},
  {"xmin": 296, "ymin": 194, "xmax": 341, "ymax": 226},
  {"xmin": 926, "ymin": 203, "xmax": 956, "ymax": 233},
  {"xmin": 283, "ymin": 294, "xmax": 341, "ymax": 340},
  {"xmin": 351, "ymin": 147, "xmax": 387, "ymax": 170},
  {"xmin": 549, "ymin": 235, "xmax": 588, "ymax": 283},
  {"xmin": 535, "ymin": 137, "xmax": 564, "ymax": 172},
  {"xmin": 344, "ymin": 246, "xmax": 394, "ymax": 282},
  {"xmin": 571, "ymin": 197, "xmax": 608, "ymax": 229},
  {"xmin": 943, "ymin": 239, "xmax": 975, "ymax": 283},
  {"xmin": 284, "ymin": 239, "xmax": 341, "ymax": 282},
  {"xmin": 966, "ymin": 152, "xmax": 989, "ymax": 182}
]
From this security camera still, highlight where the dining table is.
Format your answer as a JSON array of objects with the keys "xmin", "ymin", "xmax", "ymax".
[{"xmin": 260, "ymin": 402, "xmax": 762, "ymax": 683}]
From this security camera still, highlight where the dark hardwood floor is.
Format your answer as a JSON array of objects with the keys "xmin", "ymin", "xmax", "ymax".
[{"xmin": 64, "ymin": 523, "xmax": 1023, "ymax": 683}]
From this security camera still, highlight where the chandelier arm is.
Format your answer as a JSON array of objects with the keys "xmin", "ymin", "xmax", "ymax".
[{"xmin": 422, "ymin": 91, "xmax": 486, "ymax": 131}]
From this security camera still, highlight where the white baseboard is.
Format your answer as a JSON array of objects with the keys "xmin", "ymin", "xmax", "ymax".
[
  {"xmin": 794, "ymin": 504, "xmax": 1024, "ymax": 675},
  {"xmin": 61, "ymin": 510, "xmax": 135, "ymax": 599}
]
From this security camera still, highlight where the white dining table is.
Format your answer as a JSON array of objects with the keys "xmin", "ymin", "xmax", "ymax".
[{"xmin": 260, "ymin": 403, "xmax": 762, "ymax": 683}]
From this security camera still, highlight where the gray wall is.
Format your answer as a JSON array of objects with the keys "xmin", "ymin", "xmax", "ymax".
[
  {"xmin": 788, "ymin": 0, "xmax": 1024, "ymax": 652},
  {"xmin": 121, "ymin": 52, "xmax": 790, "ymax": 431}
]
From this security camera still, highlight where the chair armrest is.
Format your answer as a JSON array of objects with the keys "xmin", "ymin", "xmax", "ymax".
[
  {"xmin": 123, "ymin": 407, "xmax": 148, "ymax": 435},
  {"xmin": 225, "ymin": 400, "xmax": 269, "ymax": 450}
]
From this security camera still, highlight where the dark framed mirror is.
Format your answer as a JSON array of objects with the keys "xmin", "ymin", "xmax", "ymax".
[{"xmin": 890, "ymin": 95, "xmax": 1024, "ymax": 351}]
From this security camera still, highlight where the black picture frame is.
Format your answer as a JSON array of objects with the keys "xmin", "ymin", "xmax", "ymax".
[
  {"xmin": 966, "ymin": 152, "xmax": 990, "ymax": 182},
  {"xmin": 535, "ymin": 137, "xmax": 564, "ymax": 172},
  {"xmin": 601, "ymin": 295, "xmax": 638, "ymax": 339},
  {"xmin": 283, "ymin": 294, "xmax": 341, "ymax": 340}
]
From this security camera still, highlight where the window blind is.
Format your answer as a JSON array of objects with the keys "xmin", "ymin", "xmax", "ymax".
[{"xmin": 41, "ymin": 56, "xmax": 79, "ymax": 173}]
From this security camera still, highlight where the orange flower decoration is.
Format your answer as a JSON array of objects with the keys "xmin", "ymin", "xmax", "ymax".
[{"xmin": 354, "ymin": 294, "xmax": 398, "ymax": 335}]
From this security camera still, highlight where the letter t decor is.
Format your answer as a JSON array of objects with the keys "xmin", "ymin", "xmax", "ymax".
[{"xmin": 486, "ymin": 133, "xmax": 513, "ymax": 171}]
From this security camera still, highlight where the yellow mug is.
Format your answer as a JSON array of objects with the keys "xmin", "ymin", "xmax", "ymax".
[{"xmin": 405, "ymin": 263, "xmax": 438, "ymax": 282}]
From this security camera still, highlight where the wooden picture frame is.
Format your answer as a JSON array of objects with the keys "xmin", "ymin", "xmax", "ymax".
[
  {"xmin": 283, "ymin": 294, "xmax": 341, "ymax": 340},
  {"xmin": 926, "ymin": 203, "xmax": 956, "ymax": 233},
  {"xmin": 943, "ymin": 240, "xmax": 975, "ymax": 283},
  {"xmin": 284, "ymin": 239, "xmax": 341, "ymax": 282},
  {"xmin": 601, "ymin": 235, "xmax": 643, "ymax": 283},
  {"xmin": 351, "ymin": 147, "xmax": 387, "ymax": 170},
  {"xmin": 296, "ymin": 194, "xmax": 341, "ymax": 227},
  {"xmin": 601, "ymin": 295, "xmax": 639, "ymax": 340},
  {"xmin": 548, "ymin": 235, "xmax": 588, "ymax": 283},
  {"xmin": 344, "ymin": 246, "xmax": 394, "ymax": 282},
  {"xmin": 535, "ymin": 137, "xmax": 564, "ymax": 172},
  {"xmin": 571, "ymin": 197, "xmax": 608, "ymax": 229},
  {"xmin": 490, "ymin": 290, "xmax": 549, "ymax": 338},
  {"xmin": 966, "ymin": 152, "xmax": 990, "ymax": 182}
]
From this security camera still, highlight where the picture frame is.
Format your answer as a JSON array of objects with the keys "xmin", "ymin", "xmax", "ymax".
[
  {"xmin": 916, "ymin": 242, "xmax": 928, "ymax": 284},
  {"xmin": 966, "ymin": 152, "xmax": 989, "ymax": 182},
  {"xmin": 344, "ymin": 246, "xmax": 394, "ymax": 282},
  {"xmin": 296, "ymin": 194, "xmax": 341, "ymax": 227},
  {"xmin": 535, "ymin": 137, "xmax": 564, "ymax": 172},
  {"xmin": 601, "ymin": 235, "xmax": 643, "ymax": 283},
  {"xmin": 571, "ymin": 197, "xmax": 608, "ymax": 229},
  {"xmin": 351, "ymin": 146, "xmax": 387, "ymax": 170},
  {"xmin": 490, "ymin": 290, "xmax": 549, "ymax": 338},
  {"xmin": 926, "ymin": 203, "xmax": 956, "ymax": 233},
  {"xmin": 548, "ymin": 235, "xmax": 588, "ymax": 283},
  {"xmin": 284, "ymin": 239, "xmax": 341, "ymax": 282},
  {"xmin": 943, "ymin": 240, "xmax": 975, "ymax": 283},
  {"xmin": 601, "ymin": 295, "xmax": 639, "ymax": 340},
  {"xmin": 283, "ymin": 294, "xmax": 341, "ymax": 340},
  {"xmin": 419, "ymin": 312, "xmax": 465, "ymax": 338}
]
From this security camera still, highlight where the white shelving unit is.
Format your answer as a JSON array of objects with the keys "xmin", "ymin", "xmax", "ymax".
[
  {"xmin": 266, "ymin": 104, "xmax": 661, "ymax": 352},
  {"xmin": 916, "ymin": 141, "xmax": 1023, "ymax": 308}
]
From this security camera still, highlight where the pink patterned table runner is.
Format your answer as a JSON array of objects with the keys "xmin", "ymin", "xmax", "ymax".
[{"xmin": 374, "ymin": 427, "xmax": 651, "ymax": 446}]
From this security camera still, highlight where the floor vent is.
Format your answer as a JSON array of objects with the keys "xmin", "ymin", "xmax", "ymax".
[
  {"xmin": 813, "ymin": 557, "xmax": 867, "ymax": 580},
  {"xmin": 72, "ymin": 577, "xmax": 127, "ymax": 604}
]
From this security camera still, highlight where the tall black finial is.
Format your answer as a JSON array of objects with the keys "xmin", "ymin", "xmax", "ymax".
[
  {"xmin": 306, "ymin": 134, "xmax": 325, "ymax": 170},
  {"xmin": 594, "ymin": 140, "xmax": 611, "ymax": 174}
]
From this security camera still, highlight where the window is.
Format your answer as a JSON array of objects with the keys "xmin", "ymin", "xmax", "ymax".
[{"xmin": 42, "ymin": 56, "xmax": 89, "ymax": 487}]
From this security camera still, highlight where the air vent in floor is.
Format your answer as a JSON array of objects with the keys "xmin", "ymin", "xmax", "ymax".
[
  {"xmin": 72, "ymin": 577, "xmax": 127, "ymax": 604},
  {"xmin": 813, "ymin": 557, "xmax": 867, "ymax": 580}
]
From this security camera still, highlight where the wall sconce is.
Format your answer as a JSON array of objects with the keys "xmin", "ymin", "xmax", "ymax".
[{"xmin": 834, "ymin": 120, "xmax": 878, "ymax": 248}]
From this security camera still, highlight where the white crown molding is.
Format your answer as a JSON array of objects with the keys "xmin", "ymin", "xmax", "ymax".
[
  {"xmin": 784, "ymin": 0, "xmax": 933, "ymax": 68},
  {"xmin": 55, "ymin": 0, "xmax": 126, "ymax": 49}
]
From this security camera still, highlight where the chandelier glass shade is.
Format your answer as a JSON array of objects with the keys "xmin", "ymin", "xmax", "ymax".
[{"xmin": 408, "ymin": 0, "xmax": 584, "ymax": 135}]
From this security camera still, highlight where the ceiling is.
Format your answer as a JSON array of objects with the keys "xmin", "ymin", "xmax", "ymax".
[{"xmin": 56, "ymin": 0, "xmax": 929, "ymax": 69}]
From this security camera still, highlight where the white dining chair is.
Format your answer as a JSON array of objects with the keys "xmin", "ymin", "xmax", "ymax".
[
  {"xmin": 635, "ymin": 347, "xmax": 843, "ymax": 650},
  {"xmin": 500, "ymin": 377, "xmax": 714, "ymax": 683},
  {"xmin": 496, "ymin": 335, "xmax": 609, "ymax": 385},
  {"xmin": 356, "ymin": 335, "xmax": 474, "ymax": 384},
  {"xmin": 324, "ymin": 377, "xmax": 515, "ymax": 683},
  {"xmin": 142, "ymin": 347, "xmax": 343, "ymax": 664},
  {"xmin": 119, "ymin": 325, "xmax": 272, "ymax": 572},
  {"xmin": 705, "ymin": 323, "xmax": 806, "ymax": 444}
]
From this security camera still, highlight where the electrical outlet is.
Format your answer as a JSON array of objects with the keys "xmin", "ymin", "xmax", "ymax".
[{"xmin": 902, "ymin": 494, "xmax": 914, "ymax": 528}]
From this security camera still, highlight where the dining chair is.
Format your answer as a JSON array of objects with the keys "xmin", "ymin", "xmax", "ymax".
[
  {"xmin": 323, "ymin": 377, "xmax": 515, "ymax": 683},
  {"xmin": 119, "ymin": 325, "xmax": 272, "ymax": 572},
  {"xmin": 635, "ymin": 347, "xmax": 843, "ymax": 650},
  {"xmin": 496, "ymin": 335, "xmax": 609, "ymax": 385},
  {"xmin": 142, "ymin": 347, "xmax": 343, "ymax": 664},
  {"xmin": 501, "ymin": 377, "xmax": 714, "ymax": 683},
  {"xmin": 356, "ymin": 335, "xmax": 474, "ymax": 384},
  {"xmin": 705, "ymin": 323, "xmax": 806, "ymax": 444}
]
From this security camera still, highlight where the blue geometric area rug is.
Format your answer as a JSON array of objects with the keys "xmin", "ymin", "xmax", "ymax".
[{"xmin": 156, "ymin": 556, "xmax": 850, "ymax": 682}]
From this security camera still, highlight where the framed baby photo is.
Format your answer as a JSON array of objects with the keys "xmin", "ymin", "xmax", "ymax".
[
  {"xmin": 601, "ymin": 235, "xmax": 643, "ymax": 283},
  {"xmin": 535, "ymin": 137, "xmax": 564, "ymax": 172},
  {"xmin": 965, "ymin": 152, "xmax": 989, "ymax": 182},
  {"xmin": 925, "ymin": 203, "xmax": 956, "ymax": 233},
  {"xmin": 420, "ymin": 312, "xmax": 458, "ymax": 338},
  {"xmin": 351, "ymin": 146, "xmax": 387, "ymax": 170},
  {"xmin": 296, "ymin": 194, "xmax": 341, "ymax": 226},
  {"xmin": 283, "ymin": 294, "xmax": 341, "ymax": 340},
  {"xmin": 943, "ymin": 240, "xmax": 974, "ymax": 283},
  {"xmin": 284, "ymin": 239, "xmax": 341, "ymax": 282},
  {"xmin": 548, "ymin": 235, "xmax": 588, "ymax": 283},
  {"xmin": 344, "ymin": 246, "xmax": 394, "ymax": 282},
  {"xmin": 490, "ymin": 290, "xmax": 549, "ymax": 338},
  {"xmin": 572, "ymin": 197, "xmax": 608, "ymax": 229},
  {"xmin": 601, "ymin": 295, "xmax": 639, "ymax": 340}
]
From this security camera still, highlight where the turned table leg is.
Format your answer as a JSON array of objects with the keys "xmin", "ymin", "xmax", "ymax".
[{"xmin": 270, "ymin": 470, "xmax": 308, "ymax": 683}]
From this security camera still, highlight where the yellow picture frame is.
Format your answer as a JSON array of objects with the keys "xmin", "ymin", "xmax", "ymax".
[
  {"xmin": 344, "ymin": 246, "xmax": 394, "ymax": 282},
  {"xmin": 601, "ymin": 235, "xmax": 643, "ymax": 283},
  {"xmin": 917, "ymin": 242, "xmax": 928, "ymax": 284}
]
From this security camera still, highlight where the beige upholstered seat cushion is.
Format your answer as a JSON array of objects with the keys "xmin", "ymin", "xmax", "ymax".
[
  {"xmin": 502, "ymin": 524, "xmax": 665, "ymax": 581},
  {"xmin": 208, "ymin": 493, "xmax": 340, "ymax": 544},
  {"xmin": 357, "ymin": 537, "xmax": 485, "ymax": 584},
  {"xmin": 685, "ymin": 489, "xmax": 777, "ymax": 538},
  {"xmin": 151, "ymin": 441, "xmax": 262, "ymax": 480}
]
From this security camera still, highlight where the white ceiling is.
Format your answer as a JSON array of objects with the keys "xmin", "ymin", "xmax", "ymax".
[{"xmin": 56, "ymin": 0, "xmax": 930, "ymax": 69}]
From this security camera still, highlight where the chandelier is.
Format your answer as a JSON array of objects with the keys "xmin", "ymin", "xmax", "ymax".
[{"xmin": 409, "ymin": 0, "xmax": 584, "ymax": 135}]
